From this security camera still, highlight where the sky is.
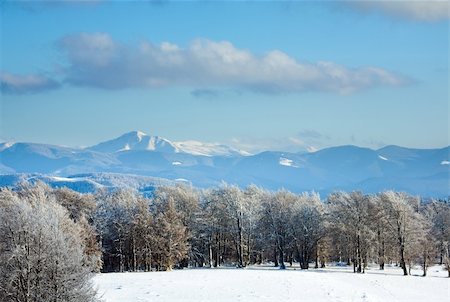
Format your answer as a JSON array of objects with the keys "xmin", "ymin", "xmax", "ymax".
[{"xmin": 0, "ymin": 0, "xmax": 449, "ymax": 153}]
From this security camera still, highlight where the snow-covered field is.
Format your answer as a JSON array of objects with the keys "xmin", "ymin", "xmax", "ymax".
[{"xmin": 94, "ymin": 264, "xmax": 449, "ymax": 302}]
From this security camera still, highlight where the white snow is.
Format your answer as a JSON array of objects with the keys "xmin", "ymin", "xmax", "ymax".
[
  {"xmin": 174, "ymin": 178, "xmax": 189, "ymax": 182},
  {"xmin": 136, "ymin": 131, "xmax": 146, "ymax": 142},
  {"xmin": 93, "ymin": 264, "xmax": 449, "ymax": 302},
  {"xmin": 279, "ymin": 157, "xmax": 298, "ymax": 168},
  {"xmin": 118, "ymin": 144, "xmax": 131, "ymax": 152},
  {"xmin": 378, "ymin": 155, "xmax": 388, "ymax": 161},
  {"xmin": 174, "ymin": 140, "xmax": 251, "ymax": 157},
  {"xmin": 441, "ymin": 160, "xmax": 450, "ymax": 165},
  {"xmin": 0, "ymin": 142, "xmax": 15, "ymax": 151},
  {"xmin": 50, "ymin": 176, "xmax": 78, "ymax": 182},
  {"xmin": 172, "ymin": 161, "xmax": 182, "ymax": 166}
]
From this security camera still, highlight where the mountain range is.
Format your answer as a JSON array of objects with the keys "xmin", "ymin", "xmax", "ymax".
[{"xmin": 0, "ymin": 131, "xmax": 448, "ymax": 198}]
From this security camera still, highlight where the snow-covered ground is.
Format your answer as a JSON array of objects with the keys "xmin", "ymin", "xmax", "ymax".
[{"xmin": 94, "ymin": 264, "xmax": 449, "ymax": 302}]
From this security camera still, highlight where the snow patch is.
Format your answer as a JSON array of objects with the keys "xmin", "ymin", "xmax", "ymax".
[
  {"xmin": 50, "ymin": 176, "xmax": 79, "ymax": 182},
  {"xmin": 136, "ymin": 131, "xmax": 146, "ymax": 142},
  {"xmin": 279, "ymin": 157, "xmax": 298, "ymax": 168},
  {"xmin": 118, "ymin": 144, "xmax": 131, "ymax": 152},
  {"xmin": 174, "ymin": 140, "xmax": 251, "ymax": 157},
  {"xmin": 378, "ymin": 155, "xmax": 388, "ymax": 161},
  {"xmin": 175, "ymin": 178, "xmax": 189, "ymax": 182},
  {"xmin": 0, "ymin": 142, "xmax": 15, "ymax": 151}
]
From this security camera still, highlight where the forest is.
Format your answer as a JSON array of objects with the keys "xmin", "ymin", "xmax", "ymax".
[{"xmin": 1, "ymin": 182, "xmax": 449, "ymax": 302}]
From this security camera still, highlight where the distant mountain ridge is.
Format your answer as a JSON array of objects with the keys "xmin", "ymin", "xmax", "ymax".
[
  {"xmin": 87, "ymin": 131, "xmax": 249, "ymax": 156},
  {"xmin": 0, "ymin": 131, "xmax": 448, "ymax": 198}
]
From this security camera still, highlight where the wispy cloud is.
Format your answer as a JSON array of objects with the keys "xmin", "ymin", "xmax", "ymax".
[
  {"xmin": 0, "ymin": 72, "xmax": 60, "ymax": 94},
  {"xmin": 228, "ymin": 129, "xmax": 390, "ymax": 153},
  {"xmin": 57, "ymin": 33, "xmax": 408, "ymax": 94},
  {"xmin": 229, "ymin": 130, "xmax": 333, "ymax": 154},
  {"xmin": 346, "ymin": 0, "xmax": 449, "ymax": 22}
]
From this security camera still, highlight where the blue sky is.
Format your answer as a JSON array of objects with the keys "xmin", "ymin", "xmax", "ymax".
[{"xmin": 0, "ymin": 0, "xmax": 448, "ymax": 152}]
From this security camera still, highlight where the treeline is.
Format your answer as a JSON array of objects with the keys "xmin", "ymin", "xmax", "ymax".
[
  {"xmin": 93, "ymin": 185, "xmax": 449, "ymax": 277},
  {"xmin": 1, "ymin": 183, "xmax": 450, "ymax": 300}
]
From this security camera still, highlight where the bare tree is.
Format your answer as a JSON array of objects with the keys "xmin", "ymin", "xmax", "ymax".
[
  {"xmin": 261, "ymin": 190, "xmax": 295, "ymax": 269},
  {"xmin": 154, "ymin": 197, "xmax": 189, "ymax": 271},
  {"xmin": 327, "ymin": 191, "xmax": 375, "ymax": 273},
  {"xmin": 291, "ymin": 192, "xmax": 325, "ymax": 269},
  {"xmin": 379, "ymin": 191, "xmax": 424, "ymax": 276}
]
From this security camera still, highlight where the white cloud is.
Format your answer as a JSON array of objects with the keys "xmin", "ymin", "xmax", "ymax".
[
  {"xmin": 0, "ymin": 72, "xmax": 60, "ymax": 94},
  {"xmin": 348, "ymin": 0, "xmax": 449, "ymax": 22},
  {"xmin": 58, "ymin": 33, "xmax": 408, "ymax": 94}
]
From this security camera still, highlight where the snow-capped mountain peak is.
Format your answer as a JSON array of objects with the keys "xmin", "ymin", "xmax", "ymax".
[
  {"xmin": 88, "ymin": 131, "xmax": 179, "ymax": 153},
  {"xmin": 87, "ymin": 131, "xmax": 251, "ymax": 156}
]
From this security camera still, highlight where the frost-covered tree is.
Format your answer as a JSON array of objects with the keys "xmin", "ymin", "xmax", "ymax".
[
  {"xmin": 52, "ymin": 187, "xmax": 96, "ymax": 222},
  {"xmin": 242, "ymin": 185, "xmax": 263, "ymax": 265},
  {"xmin": 95, "ymin": 189, "xmax": 137, "ymax": 272},
  {"xmin": 153, "ymin": 185, "xmax": 201, "ymax": 267},
  {"xmin": 290, "ymin": 192, "xmax": 325, "ymax": 269},
  {"xmin": 424, "ymin": 200, "xmax": 450, "ymax": 266},
  {"xmin": 327, "ymin": 191, "xmax": 375, "ymax": 273},
  {"xmin": 379, "ymin": 191, "xmax": 424, "ymax": 276},
  {"xmin": 368, "ymin": 195, "xmax": 396, "ymax": 270},
  {"xmin": 154, "ymin": 197, "xmax": 189, "ymax": 270},
  {"xmin": 260, "ymin": 190, "xmax": 296, "ymax": 269},
  {"xmin": 132, "ymin": 196, "xmax": 155, "ymax": 272},
  {"xmin": 207, "ymin": 185, "xmax": 248, "ymax": 267},
  {"xmin": 0, "ymin": 187, "xmax": 97, "ymax": 302}
]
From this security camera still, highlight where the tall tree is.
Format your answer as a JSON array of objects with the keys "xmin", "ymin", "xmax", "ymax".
[
  {"xmin": 379, "ymin": 191, "xmax": 423, "ymax": 276},
  {"xmin": 155, "ymin": 197, "xmax": 189, "ymax": 271},
  {"xmin": 327, "ymin": 191, "xmax": 375, "ymax": 273},
  {"xmin": 261, "ymin": 190, "xmax": 295, "ymax": 269}
]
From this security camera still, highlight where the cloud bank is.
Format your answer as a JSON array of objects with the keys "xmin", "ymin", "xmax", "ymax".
[
  {"xmin": 58, "ymin": 33, "xmax": 407, "ymax": 95},
  {"xmin": 348, "ymin": 0, "xmax": 449, "ymax": 22},
  {"xmin": 2, "ymin": 33, "xmax": 408, "ymax": 95},
  {"xmin": 1, "ymin": 72, "xmax": 60, "ymax": 94}
]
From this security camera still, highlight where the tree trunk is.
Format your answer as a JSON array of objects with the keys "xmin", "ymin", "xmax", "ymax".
[
  {"xmin": 279, "ymin": 247, "xmax": 286, "ymax": 269},
  {"xmin": 397, "ymin": 223, "xmax": 408, "ymax": 276},
  {"xmin": 274, "ymin": 247, "xmax": 279, "ymax": 267},
  {"xmin": 314, "ymin": 247, "xmax": 319, "ymax": 269},
  {"xmin": 237, "ymin": 216, "xmax": 244, "ymax": 268},
  {"xmin": 399, "ymin": 245, "xmax": 408, "ymax": 276},
  {"xmin": 379, "ymin": 241, "xmax": 385, "ymax": 270},
  {"xmin": 356, "ymin": 235, "xmax": 362, "ymax": 273},
  {"xmin": 132, "ymin": 236, "xmax": 137, "ymax": 272},
  {"xmin": 208, "ymin": 239, "xmax": 213, "ymax": 268}
]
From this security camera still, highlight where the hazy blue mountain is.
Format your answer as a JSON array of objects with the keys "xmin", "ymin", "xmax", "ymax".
[{"xmin": 0, "ymin": 132, "xmax": 448, "ymax": 197}]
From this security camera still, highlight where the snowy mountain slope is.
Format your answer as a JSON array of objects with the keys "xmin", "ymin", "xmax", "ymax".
[
  {"xmin": 0, "ymin": 142, "xmax": 120, "ymax": 174},
  {"xmin": 88, "ymin": 131, "xmax": 179, "ymax": 153},
  {"xmin": 174, "ymin": 140, "xmax": 251, "ymax": 157},
  {"xmin": 0, "ymin": 132, "xmax": 448, "ymax": 197},
  {"xmin": 88, "ymin": 131, "xmax": 250, "ymax": 157}
]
